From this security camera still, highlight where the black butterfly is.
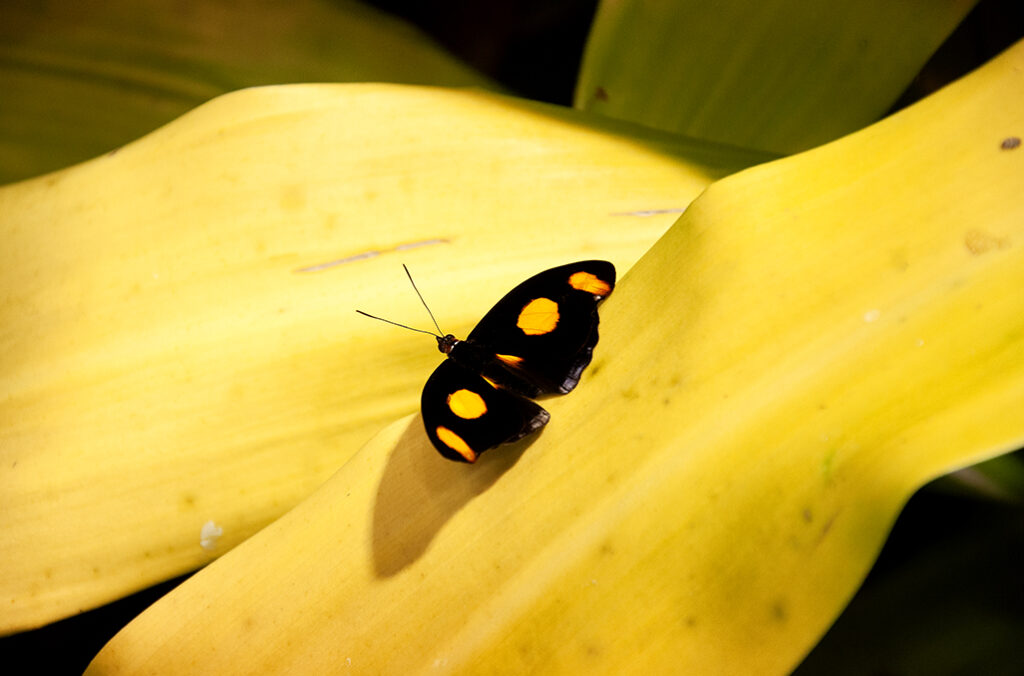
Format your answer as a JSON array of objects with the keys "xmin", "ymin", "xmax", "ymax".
[{"xmin": 360, "ymin": 261, "xmax": 615, "ymax": 462}]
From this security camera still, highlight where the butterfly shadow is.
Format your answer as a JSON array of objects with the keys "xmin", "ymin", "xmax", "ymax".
[{"xmin": 371, "ymin": 415, "xmax": 535, "ymax": 577}]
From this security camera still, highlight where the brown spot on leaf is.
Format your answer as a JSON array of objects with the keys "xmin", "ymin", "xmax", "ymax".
[
  {"xmin": 965, "ymin": 228, "xmax": 1009, "ymax": 255},
  {"xmin": 1000, "ymin": 136, "xmax": 1021, "ymax": 150},
  {"xmin": 814, "ymin": 511, "xmax": 840, "ymax": 546},
  {"xmin": 595, "ymin": 86, "xmax": 609, "ymax": 102}
]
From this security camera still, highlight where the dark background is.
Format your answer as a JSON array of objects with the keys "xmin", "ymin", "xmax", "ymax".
[{"xmin": 2, "ymin": 0, "xmax": 1022, "ymax": 672}]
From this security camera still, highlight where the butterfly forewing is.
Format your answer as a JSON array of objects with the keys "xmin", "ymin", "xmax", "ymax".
[{"xmin": 465, "ymin": 260, "xmax": 615, "ymax": 394}]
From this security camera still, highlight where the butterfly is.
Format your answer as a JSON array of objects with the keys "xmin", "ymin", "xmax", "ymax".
[{"xmin": 359, "ymin": 261, "xmax": 615, "ymax": 462}]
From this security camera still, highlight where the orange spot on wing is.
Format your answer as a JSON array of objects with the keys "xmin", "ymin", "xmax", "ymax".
[
  {"xmin": 447, "ymin": 389, "xmax": 487, "ymax": 419},
  {"xmin": 517, "ymin": 297, "xmax": 559, "ymax": 335},
  {"xmin": 436, "ymin": 426, "xmax": 477, "ymax": 462},
  {"xmin": 482, "ymin": 375, "xmax": 500, "ymax": 389},
  {"xmin": 569, "ymin": 271, "xmax": 611, "ymax": 295},
  {"xmin": 496, "ymin": 353, "xmax": 524, "ymax": 366}
]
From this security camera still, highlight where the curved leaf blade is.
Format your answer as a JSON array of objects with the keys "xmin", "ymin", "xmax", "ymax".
[
  {"xmin": 0, "ymin": 84, "xmax": 766, "ymax": 633},
  {"xmin": 576, "ymin": 0, "xmax": 976, "ymax": 153},
  {"xmin": 0, "ymin": 0, "xmax": 499, "ymax": 183},
  {"xmin": 89, "ymin": 36, "xmax": 1024, "ymax": 676}
]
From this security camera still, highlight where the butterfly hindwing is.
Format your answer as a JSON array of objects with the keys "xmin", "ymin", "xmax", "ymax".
[
  {"xmin": 465, "ymin": 260, "xmax": 616, "ymax": 394},
  {"xmin": 421, "ymin": 359, "xmax": 550, "ymax": 463}
]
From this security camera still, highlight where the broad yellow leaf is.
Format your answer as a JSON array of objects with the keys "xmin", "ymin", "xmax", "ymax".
[
  {"xmin": 576, "ymin": 0, "xmax": 976, "ymax": 153},
  {"xmin": 88, "ymin": 37, "xmax": 1024, "ymax": 676},
  {"xmin": 0, "ymin": 85, "xmax": 767, "ymax": 633},
  {"xmin": 0, "ymin": 0, "xmax": 498, "ymax": 183}
]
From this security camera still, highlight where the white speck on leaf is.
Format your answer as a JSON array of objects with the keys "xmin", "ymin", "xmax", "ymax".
[
  {"xmin": 200, "ymin": 520, "xmax": 224, "ymax": 551},
  {"xmin": 863, "ymin": 309, "xmax": 881, "ymax": 323}
]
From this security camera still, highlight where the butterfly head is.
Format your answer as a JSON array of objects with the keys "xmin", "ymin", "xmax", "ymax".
[{"xmin": 437, "ymin": 334, "xmax": 459, "ymax": 354}]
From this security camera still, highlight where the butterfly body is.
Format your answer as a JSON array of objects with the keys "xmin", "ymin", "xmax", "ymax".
[{"xmin": 421, "ymin": 260, "xmax": 615, "ymax": 463}]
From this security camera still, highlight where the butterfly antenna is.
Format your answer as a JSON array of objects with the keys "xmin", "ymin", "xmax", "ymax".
[
  {"xmin": 403, "ymin": 264, "xmax": 445, "ymax": 336},
  {"xmin": 355, "ymin": 310, "xmax": 440, "ymax": 338}
]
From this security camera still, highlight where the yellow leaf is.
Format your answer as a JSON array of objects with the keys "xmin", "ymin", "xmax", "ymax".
[
  {"xmin": 576, "ymin": 0, "xmax": 976, "ymax": 153},
  {"xmin": 0, "ymin": 0, "xmax": 500, "ymax": 183},
  {"xmin": 88, "ymin": 39, "xmax": 1024, "ymax": 674},
  {"xmin": 0, "ymin": 85, "xmax": 765, "ymax": 632}
]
